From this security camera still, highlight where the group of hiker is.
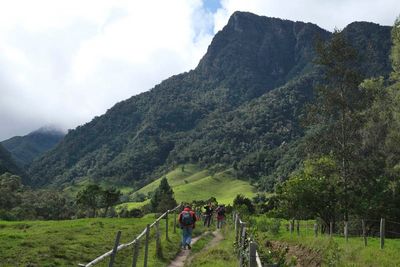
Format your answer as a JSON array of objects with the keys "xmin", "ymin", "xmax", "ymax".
[{"xmin": 178, "ymin": 203, "xmax": 226, "ymax": 250}]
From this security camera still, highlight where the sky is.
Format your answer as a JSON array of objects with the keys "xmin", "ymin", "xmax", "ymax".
[{"xmin": 0, "ymin": 0, "xmax": 399, "ymax": 141}]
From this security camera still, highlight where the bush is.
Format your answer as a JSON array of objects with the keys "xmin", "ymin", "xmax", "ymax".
[{"xmin": 257, "ymin": 217, "xmax": 281, "ymax": 235}]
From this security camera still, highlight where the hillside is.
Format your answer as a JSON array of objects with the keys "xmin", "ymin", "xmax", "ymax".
[
  {"xmin": 28, "ymin": 12, "xmax": 392, "ymax": 190},
  {"xmin": 0, "ymin": 144, "xmax": 22, "ymax": 177},
  {"xmin": 120, "ymin": 164, "xmax": 255, "ymax": 210},
  {"xmin": 2, "ymin": 127, "xmax": 65, "ymax": 168}
]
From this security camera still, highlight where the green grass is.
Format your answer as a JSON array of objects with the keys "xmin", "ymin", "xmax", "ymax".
[
  {"xmin": 135, "ymin": 164, "xmax": 206, "ymax": 195},
  {"xmin": 63, "ymin": 178, "xmax": 134, "ymax": 197},
  {"xmin": 252, "ymin": 216, "xmax": 400, "ymax": 267},
  {"xmin": 120, "ymin": 165, "xmax": 256, "ymax": 210},
  {"xmin": 0, "ymin": 215, "xmax": 183, "ymax": 266},
  {"xmin": 186, "ymin": 220, "xmax": 237, "ymax": 267}
]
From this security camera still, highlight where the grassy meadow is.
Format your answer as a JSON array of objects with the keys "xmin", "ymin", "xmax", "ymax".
[
  {"xmin": 0, "ymin": 214, "xmax": 186, "ymax": 266},
  {"xmin": 119, "ymin": 164, "xmax": 256, "ymax": 210}
]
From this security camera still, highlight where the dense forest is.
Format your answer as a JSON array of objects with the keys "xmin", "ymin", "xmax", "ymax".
[
  {"xmin": 274, "ymin": 17, "xmax": 400, "ymax": 227},
  {"xmin": 1, "ymin": 127, "xmax": 65, "ymax": 168},
  {"xmin": 0, "ymin": 144, "xmax": 22, "ymax": 178},
  {"xmin": 26, "ymin": 12, "xmax": 392, "ymax": 193}
]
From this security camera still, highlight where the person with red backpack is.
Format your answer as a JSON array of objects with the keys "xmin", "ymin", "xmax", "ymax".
[
  {"xmin": 215, "ymin": 204, "xmax": 226, "ymax": 229},
  {"xmin": 178, "ymin": 205, "xmax": 197, "ymax": 249}
]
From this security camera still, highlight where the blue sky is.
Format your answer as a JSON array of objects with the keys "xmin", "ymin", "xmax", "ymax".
[
  {"xmin": 203, "ymin": 0, "xmax": 222, "ymax": 13},
  {"xmin": 0, "ymin": 0, "xmax": 399, "ymax": 140}
]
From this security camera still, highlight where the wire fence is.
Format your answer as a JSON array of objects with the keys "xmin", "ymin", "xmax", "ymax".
[
  {"xmin": 232, "ymin": 215, "xmax": 400, "ymax": 266},
  {"xmin": 233, "ymin": 212, "xmax": 263, "ymax": 267},
  {"xmin": 77, "ymin": 204, "xmax": 182, "ymax": 267},
  {"xmin": 277, "ymin": 217, "xmax": 400, "ymax": 249}
]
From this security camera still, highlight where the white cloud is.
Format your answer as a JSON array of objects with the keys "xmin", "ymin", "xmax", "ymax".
[
  {"xmin": 214, "ymin": 0, "xmax": 400, "ymax": 33},
  {"xmin": 0, "ymin": 0, "xmax": 214, "ymax": 140},
  {"xmin": 0, "ymin": 0, "xmax": 399, "ymax": 140}
]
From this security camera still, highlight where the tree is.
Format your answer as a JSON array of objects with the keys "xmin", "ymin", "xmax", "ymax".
[
  {"xmin": 390, "ymin": 17, "xmax": 400, "ymax": 82},
  {"xmin": 101, "ymin": 187, "xmax": 121, "ymax": 217},
  {"xmin": 233, "ymin": 194, "xmax": 255, "ymax": 214},
  {"xmin": 305, "ymin": 31, "xmax": 365, "ymax": 220},
  {"xmin": 150, "ymin": 177, "xmax": 177, "ymax": 212},
  {"xmin": 76, "ymin": 184, "xmax": 103, "ymax": 217},
  {"xmin": 0, "ymin": 173, "xmax": 22, "ymax": 215},
  {"xmin": 276, "ymin": 156, "xmax": 340, "ymax": 227}
]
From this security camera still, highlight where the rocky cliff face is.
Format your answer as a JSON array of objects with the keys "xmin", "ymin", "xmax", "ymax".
[{"xmin": 28, "ymin": 12, "xmax": 392, "ymax": 189}]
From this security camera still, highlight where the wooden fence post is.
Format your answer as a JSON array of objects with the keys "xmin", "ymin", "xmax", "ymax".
[
  {"xmin": 296, "ymin": 220, "xmax": 300, "ymax": 236},
  {"xmin": 344, "ymin": 221, "xmax": 348, "ymax": 242},
  {"xmin": 329, "ymin": 222, "xmax": 333, "ymax": 237},
  {"xmin": 249, "ymin": 241, "xmax": 257, "ymax": 267},
  {"xmin": 289, "ymin": 220, "xmax": 293, "ymax": 235},
  {"xmin": 361, "ymin": 219, "xmax": 367, "ymax": 247},
  {"xmin": 144, "ymin": 224, "xmax": 150, "ymax": 267},
  {"xmin": 174, "ymin": 209, "xmax": 177, "ymax": 234},
  {"xmin": 239, "ymin": 224, "xmax": 247, "ymax": 266},
  {"xmin": 380, "ymin": 218, "xmax": 385, "ymax": 249},
  {"xmin": 109, "ymin": 231, "xmax": 121, "ymax": 267},
  {"xmin": 155, "ymin": 220, "xmax": 163, "ymax": 258},
  {"xmin": 166, "ymin": 210, "xmax": 169, "ymax": 241},
  {"xmin": 237, "ymin": 222, "xmax": 246, "ymax": 258},
  {"xmin": 314, "ymin": 223, "xmax": 318, "ymax": 237},
  {"xmin": 235, "ymin": 213, "xmax": 239, "ymax": 231},
  {"xmin": 132, "ymin": 240, "xmax": 140, "ymax": 267},
  {"xmin": 235, "ymin": 215, "xmax": 240, "ymax": 245}
]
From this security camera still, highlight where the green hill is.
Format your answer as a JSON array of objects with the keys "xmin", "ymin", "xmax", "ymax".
[
  {"xmin": 2, "ymin": 126, "xmax": 65, "ymax": 168},
  {"xmin": 0, "ymin": 144, "xmax": 24, "ymax": 178},
  {"xmin": 28, "ymin": 12, "xmax": 392, "ymax": 191},
  {"xmin": 120, "ymin": 164, "xmax": 256, "ymax": 210}
]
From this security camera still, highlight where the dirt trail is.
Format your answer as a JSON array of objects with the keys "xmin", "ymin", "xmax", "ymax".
[{"xmin": 168, "ymin": 230, "xmax": 223, "ymax": 267}]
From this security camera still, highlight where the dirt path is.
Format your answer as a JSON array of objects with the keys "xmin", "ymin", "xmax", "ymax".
[{"xmin": 168, "ymin": 230, "xmax": 223, "ymax": 267}]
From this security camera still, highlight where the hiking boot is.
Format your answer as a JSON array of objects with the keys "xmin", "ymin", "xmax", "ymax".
[{"xmin": 186, "ymin": 244, "xmax": 191, "ymax": 250}]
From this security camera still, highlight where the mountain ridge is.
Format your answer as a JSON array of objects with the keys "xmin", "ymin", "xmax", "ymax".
[
  {"xmin": 2, "ymin": 127, "xmax": 65, "ymax": 169},
  {"xmin": 28, "ymin": 12, "xmax": 392, "ymax": 190}
]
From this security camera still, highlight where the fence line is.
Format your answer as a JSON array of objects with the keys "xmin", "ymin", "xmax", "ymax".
[
  {"xmin": 233, "ymin": 211, "xmax": 263, "ymax": 267},
  {"xmin": 282, "ymin": 217, "xmax": 396, "ymax": 249},
  {"xmin": 78, "ymin": 204, "xmax": 182, "ymax": 267}
]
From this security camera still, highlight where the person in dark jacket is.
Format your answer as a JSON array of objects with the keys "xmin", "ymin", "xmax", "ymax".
[
  {"xmin": 203, "ymin": 203, "xmax": 213, "ymax": 227},
  {"xmin": 178, "ymin": 205, "xmax": 197, "ymax": 249}
]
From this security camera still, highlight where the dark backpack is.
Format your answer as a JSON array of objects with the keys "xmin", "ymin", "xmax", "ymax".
[
  {"xmin": 181, "ymin": 211, "xmax": 194, "ymax": 225},
  {"xmin": 217, "ymin": 207, "xmax": 225, "ymax": 216}
]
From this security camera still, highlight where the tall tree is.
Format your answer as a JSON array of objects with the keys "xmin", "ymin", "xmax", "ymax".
[
  {"xmin": 76, "ymin": 184, "xmax": 103, "ymax": 217},
  {"xmin": 101, "ymin": 188, "xmax": 121, "ymax": 217},
  {"xmin": 305, "ymin": 31, "xmax": 365, "ymax": 220},
  {"xmin": 150, "ymin": 177, "xmax": 177, "ymax": 212}
]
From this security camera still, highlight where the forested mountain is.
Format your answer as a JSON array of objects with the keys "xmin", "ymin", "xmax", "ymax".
[
  {"xmin": 2, "ymin": 127, "xmax": 65, "ymax": 168},
  {"xmin": 28, "ymin": 12, "xmax": 392, "ymax": 190},
  {"xmin": 0, "ymin": 144, "xmax": 23, "ymax": 177}
]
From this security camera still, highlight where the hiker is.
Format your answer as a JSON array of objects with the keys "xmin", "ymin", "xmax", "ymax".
[
  {"xmin": 195, "ymin": 207, "xmax": 202, "ymax": 221},
  {"xmin": 215, "ymin": 204, "xmax": 226, "ymax": 229},
  {"xmin": 178, "ymin": 205, "xmax": 197, "ymax": 249},
  {"xmin": 203, "ymin": 203, "xmax": 213, "ymax": 227}
]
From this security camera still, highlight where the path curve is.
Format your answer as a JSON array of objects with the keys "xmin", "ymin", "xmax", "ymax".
[{"xmin": 168, "ymin": 230, "xmax": 223, "ymax": 267}]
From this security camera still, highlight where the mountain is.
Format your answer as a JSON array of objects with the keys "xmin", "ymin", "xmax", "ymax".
[
  {"xmin": 0, "ymin": 143, "xmax": 23, "ymax": 177},
  {"xmin": 28, "ymin": 12, "xmax": 392, "ymax": 190},
  {"xmin": 2, "ymin": 126, "xmax": 65, "ymax": 168}
]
